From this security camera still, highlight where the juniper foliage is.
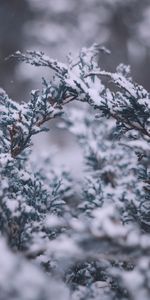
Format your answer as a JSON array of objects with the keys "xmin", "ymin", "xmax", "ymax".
[{"xmin": 0, "ymin": 45, "xmax": 150, "ymax": 299}]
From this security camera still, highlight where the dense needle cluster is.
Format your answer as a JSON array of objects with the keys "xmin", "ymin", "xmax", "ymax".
[{"xmin": 0, "ymin": 45, "xmax": 150, "ymax": 300}]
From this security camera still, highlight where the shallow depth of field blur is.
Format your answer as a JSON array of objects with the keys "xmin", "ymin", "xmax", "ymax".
[{"xmin": 1, "ymin": 0, "xmax": 150, "ymax": 171}]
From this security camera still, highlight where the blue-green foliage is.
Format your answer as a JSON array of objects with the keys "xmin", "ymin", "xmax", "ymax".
[{"xmin": 0, "ymin": 45, "xmax": 150, "ymax": 299}]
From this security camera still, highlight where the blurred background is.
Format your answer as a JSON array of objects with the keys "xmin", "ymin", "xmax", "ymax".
[
  {"xmin": 1, "ymin": 0, "xmax": 150, "ymax": 100},
  {"xmin": 0, "ymin": 0, "xmax": 150, "ymax": 169}
]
